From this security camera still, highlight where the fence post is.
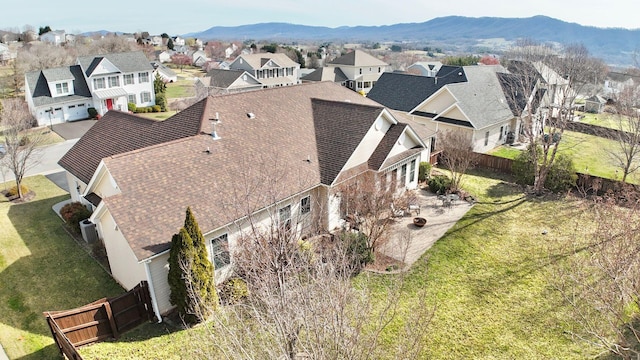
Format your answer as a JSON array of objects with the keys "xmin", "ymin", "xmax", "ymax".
[
  {"xmin": 103, "ymin": 301, "xmax": 120, "ymax": 339},
  {"xmin": 43, "ymin": 313, "xmax": 64, "ymax": 356}
]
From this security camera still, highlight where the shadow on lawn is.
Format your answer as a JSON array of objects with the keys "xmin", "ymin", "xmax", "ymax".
[{"xmin": 2, "ymin": 193, "xmax": 123, "ymax": 357}]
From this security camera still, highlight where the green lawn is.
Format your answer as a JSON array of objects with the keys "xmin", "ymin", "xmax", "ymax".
[
  {"xmin": 0, "ymin": 176, "xmax": 123, "ymax": 359},
  {"xmin": 489, "ymin": 129, "xmax": 639, "ymax": 184},
  {"xmin": 80, "ymin": 170, "xmax": 604, "ymax": 359},
  {"xmin": 558, "ymin": 130, "xmax": 634, "ymax": 182},
  {"xmin": 487, "ymin": 145, "xmax": 521, "ymax": 160},
  {"xmin": 165, "ymin": 67, "xmax": 204, "ymax": 99}
]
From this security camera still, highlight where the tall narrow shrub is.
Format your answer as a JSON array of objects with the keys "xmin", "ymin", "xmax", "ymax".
[{"xmin": 168, "ymin": 207, "xmax": 218, "ymax": 324}]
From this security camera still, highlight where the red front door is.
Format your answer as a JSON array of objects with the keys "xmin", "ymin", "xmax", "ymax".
[{"xmin": 106, "ymin": 99, "xmax": 113, "ymax": 110}]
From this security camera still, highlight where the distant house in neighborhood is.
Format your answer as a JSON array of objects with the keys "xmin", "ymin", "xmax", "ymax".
[
  {"xmin": 157, "ymin": 50, "xmax": 172, "ymax": 63},
  {"xmin": 584, "ymin": 95, "xmax": 607, "ymax": 113},
  {"xmin": 370, "ymin": 61, "xmax": 571, "ymax": 153},
  {"xmin": 188, "ymin": 50, "xmax": 208, "ymax": 67},
  {"xmin": 25, "ymin": 51, "xmax": 155, "ymax": 126},
  {"xmin": 40, "ymin": 30, "xmax": 66, "ymax": 46},
  {"xmin": 407, "ymin": 61, "xmax": 443, "ymax": 77},
  {"xmin": 172, "ymin": 36, "xmax": 185, "ymax": 47},
  {"xmin": 604, "ymin": 71, "xmax": 640, "ymax": 97},
  {"xmin": 228, "ymin": 52, "xmax": 301, "ymax": 87},
  {"xmin": 58, "ymin": 82, "xmax": 427, "ymax": 319},
  {"xmin": 195, "ymin": 68, "xmax": 262, "ymax": 94},
  {"xmin": 300, "ymin": 67, "xmax": 348, "ymax": 85},
  {"xmin": 151, "ymin": 61, "xmax": 177, "ymax": 83},
  {"xmin": 325, "ymin": 49, "xmax": 388, "ymax": 94},
  {"xmin": 0, "ymin": 43, "xmax": 16, "ymax": 64}
]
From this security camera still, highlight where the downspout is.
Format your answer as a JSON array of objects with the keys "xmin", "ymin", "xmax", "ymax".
[{"xmin": 144, "ymin": 260, "xmax": 163, "ymax": 323}]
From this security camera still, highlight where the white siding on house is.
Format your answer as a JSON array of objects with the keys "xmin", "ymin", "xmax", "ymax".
[
  {"xmin": 95, "ymin": 209, "xmax": 147, "ymax": 290},
  {"xmin": 66, "ymin": 172, "xmax": 87, "ymax": 203},
  {"xmin": 147, "ymin": 253, "xmax": 172, "ymax": 314}
]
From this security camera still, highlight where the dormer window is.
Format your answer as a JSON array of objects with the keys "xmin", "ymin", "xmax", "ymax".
[{"xmin": 55, "ymin": 82, "xmax": 69, "ymax": 95}]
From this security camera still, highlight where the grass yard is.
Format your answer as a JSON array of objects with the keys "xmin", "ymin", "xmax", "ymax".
[
  {"xmin": 137, "ymin": 111, "xmax": 177, "ymax": 121},
  {"xmin": 0, "ymin": 176, "xmax": 123, "ymax": 359},
  {"xmin": 165, "ymin": 67, "xmax": 204, "ymax": 99},
  {"xmin": 80, "ymin": 169, "xmax": 604, "ymax": 359},
  {"xmin": 487, "ymin": 145, "xmax": 521, "ymax": 160},
  {"xmin": 489, "ymin": 129, "xmax": 639, "ymax": 184},
  {"xmin": 558, "ymin": 130, "xmax": 635, "ymax": 182}
]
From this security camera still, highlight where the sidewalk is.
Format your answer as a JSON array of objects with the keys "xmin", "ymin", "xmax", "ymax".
[{"xmin": 379, "ymin": 189, "xmax": 474, "ymax": 267}]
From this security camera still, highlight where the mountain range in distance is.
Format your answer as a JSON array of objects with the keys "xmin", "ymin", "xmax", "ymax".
[{"xmin": 183, "ymin": 15, "xmax": 639, "ymax": 66}]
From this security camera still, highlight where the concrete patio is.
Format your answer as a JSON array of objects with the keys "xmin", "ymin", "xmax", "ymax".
[{"xmin": 379, "ymin": 189, "xmax": 474, "ymax": 268}]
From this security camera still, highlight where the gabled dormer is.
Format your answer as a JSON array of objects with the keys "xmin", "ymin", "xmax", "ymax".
[{"xmin": 42, "ymin": 68, "xmax": 76, "ymax": 98}]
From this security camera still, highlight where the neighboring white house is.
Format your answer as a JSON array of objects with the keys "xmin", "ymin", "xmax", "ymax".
[
  {"xmin": 407, "ymin": 61, "xmax": 443, "ymax": 77},
  {"xmin": 228, "ymin": 53, "xmax": 301, "ymax": 87},
  {"xmin": 325, "ymin": 50, "xmax": 388, "ymax": 94},
  {"xmin": 195, "ymin": 68, "xmax": 262, "ymax": 94},
  {"xmin": 25, "ymin": 51, "xmax": 156, "ymax": 126},
  {"xmin": 58, "ymin": 82, "xmax": 427, "ymax": 319},
  {"xmin": 151, "ymin": 61, "xmax": 178, "ymax": 83},
  {"xmin": 40, "ymin": 30, "xmax": 66, "ymax": 46}
]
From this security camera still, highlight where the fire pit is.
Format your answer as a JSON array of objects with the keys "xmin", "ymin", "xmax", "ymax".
[{"xmin": 413, "ymin": 217, "xmax": 427, "ymax": 227}]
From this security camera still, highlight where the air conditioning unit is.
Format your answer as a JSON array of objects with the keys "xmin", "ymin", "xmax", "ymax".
[{"xmin": 79, "ymin": 219, "xmax": 98, "ymax": 243}]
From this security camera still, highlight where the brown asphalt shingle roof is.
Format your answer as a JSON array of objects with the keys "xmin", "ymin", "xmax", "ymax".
[
  {"xmin": 98, "ymin": 82, "xmax": 393, "ymax": 260},
  {"xmin": 58, "ymin": 99, "xmax": 208, "ymax": 183}
]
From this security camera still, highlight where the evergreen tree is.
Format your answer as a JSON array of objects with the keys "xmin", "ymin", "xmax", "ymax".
[
  {"xmin": 168, "ymin": 207, "xmax": 218, "ymax": 324},
  {"xmin": 184, "ymin": 207, "xmax": 218, "ymax": 313},
  {"xmin": 168, "ymin": 228, "xmax": 196, "ymax": 322},
  {"xmin": 167, "ymin": 38, "xmax": 174, "ymax": 50}
]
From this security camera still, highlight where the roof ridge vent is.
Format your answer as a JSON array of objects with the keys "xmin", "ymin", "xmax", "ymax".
[{"xmin": 247, "ymin": 112, "xmax": 256, "ymax": 119}]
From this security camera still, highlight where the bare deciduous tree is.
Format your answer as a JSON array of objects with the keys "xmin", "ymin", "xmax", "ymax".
[
  {"xmin": 503, "ymin": 41, "xmax": 607, "ymax": 194},
  {"xmin": 554, "ymin": 196, "xmax": 640, "ymax": 359},
  {"xmin": 608, "ymin": 84, "xmax": 640, "ymax": 182},
  {"xmin": 171, "ymin": 156, "xmax": 432, "ymax": 359},
  {"xmin": 0, "ymin": 98, "xmax": 45, "ymax": 199},
  {"xmin": 438, "ymin": 130, "xmax": 478, "ymax": 192}
]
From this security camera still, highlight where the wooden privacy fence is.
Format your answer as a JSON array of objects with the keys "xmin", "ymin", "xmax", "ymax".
[
  {"xmin": 474, "ymin": 153, "xmax": 514, "ymax": 173},
  {"xmin": 44, "ymin": 281, "xmax": 155, "ymax": 359}
]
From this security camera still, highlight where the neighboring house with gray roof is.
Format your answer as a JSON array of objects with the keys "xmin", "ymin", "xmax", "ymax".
[
  {"xmin": 26, "ymin": 51, "xmax": 156, "ymax": 126},
  {"xmin": 39, "ymin": 30, "xmax": 66, "ymax": 46},
  {"xmin": 300, "ymin": 67, "xmax": 348, "ymax": 85},
  {"xmin": 324, "ymin": 49, "xmax": 388, "ymax": 94},
  {"xmin": 24, "ymin": 65, "xmax": 94, "ymax": 125},
  {"xmin": 228, "ymin": 52, "xmax": 300, "ymax": 88},
  {"xmin": 151, "ymin": 61, "xmax": 177, "ymax": 83},
  {"xmin": 409, "ymin": 65, "xmax": 518, "ymax": 152},
  {"xmin": 58, "ymin": 82, "xmax": 427, "ymax": 318},
  {"xmin": 195, "ymin": 68, "xmax": 262, "ymax": 94}
]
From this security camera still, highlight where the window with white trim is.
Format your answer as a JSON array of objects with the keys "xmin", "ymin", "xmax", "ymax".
[
  {"xmin": 55, "ymin": 82, "xmax": 69, "ymax": 95},
  {"xmin": 210, "ymin": 234, "xmax": 230, "ymax": 269},
  {"xmin": 279, "ymin": 205, "xmax": 291, "ymax": 230},
  {"xmin": 410, "ymin": 159, "xmax": 416, "ymax": 182},
  {"xmin": 108, "ymin": 76, "xmax": 120, "ymax": 87},
  {"xmin": 300, "ymin": 196, "xmax": 311, "ymax": 214},
  {"xmin": 127, "ymin": 94, "xmax": 136, "ymax": 104},
  {"xmin": 124, "ymin": 74, "xmax": 134, "ymax": 85},
  {"xmin": 401, "ymin": 163, "xmax": 407, "ymax": 185},
  {"xmin": 138, "ymin": 72, "xmax": 149, "ymax": 83},
  {"xmin": 140, "ymin": 92, "xmax": 151, "ymax": 103},
  {"xmin": 93, "ymin": 78, "xmax": 105, "ymax": 90}
]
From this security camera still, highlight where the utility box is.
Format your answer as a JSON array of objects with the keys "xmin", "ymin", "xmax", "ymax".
[{"xmin": 79, "ymin": 219, "xmax": 98, "ymax": 243}]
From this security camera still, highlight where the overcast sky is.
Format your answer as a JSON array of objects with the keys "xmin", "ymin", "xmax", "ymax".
[{"xmin": 5, "ymin": 0, "xmax": 638, "ymax": 35}]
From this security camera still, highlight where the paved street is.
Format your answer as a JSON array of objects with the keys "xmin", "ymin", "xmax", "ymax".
[{"xmin": 1, "ymin": 120, "xmax": 95, "ymax": 191}]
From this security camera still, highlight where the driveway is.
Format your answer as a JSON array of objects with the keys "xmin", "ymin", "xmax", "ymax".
[
  {"xmin": 52, "ymin": 119, "xmax": 97, "ymax": 140},
  {"xmin": 379, "ymin": 189, "xmax": 474, "ymax": 268},
  {"xmin": 1, "ymin": 120, "xmax": 94, "ymax": 190}
]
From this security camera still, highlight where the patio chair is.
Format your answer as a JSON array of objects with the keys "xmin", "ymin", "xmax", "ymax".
[{"xmin": 390, "ymin": 203, "xmax": 405, "ymax": 217}]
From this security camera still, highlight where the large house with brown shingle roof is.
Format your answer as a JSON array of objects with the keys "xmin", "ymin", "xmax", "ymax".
[
  {"xmin": 58, "ymin": 82, "xmax": 427, "ymax": 319},
  {"xmin": 303, "ymin": 50, "xmax": 388, "ymax": 95}
]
